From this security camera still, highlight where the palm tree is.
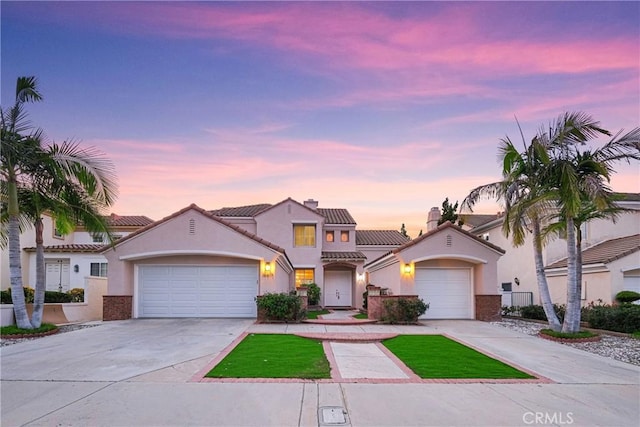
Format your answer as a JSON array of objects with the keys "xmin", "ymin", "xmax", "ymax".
[
  {"xmin": 1, "ymin": 76, "xmax": 118, "ymax": 328},
  {"xmin": 1, "ymin": 77, "xmax": 44, "ymax": 328},
  {"xmin": 16, "ymin": 141, "xmax": 117, "ymax": 327},
  {"xmin": 541, "ymin": 121, "xmax": 640, "ymax": 333},
  {"xmin": 462, "ymin": 125, "xmax": 562, "ymax": 331}
]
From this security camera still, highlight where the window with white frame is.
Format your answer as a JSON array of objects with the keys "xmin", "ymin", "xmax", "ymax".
[
  {"xmin": 295, "ymin": 269, "xmax": 315, "ymax": 287},
  {"xmin": 90, "ymin": 262, "xmax": 108, "ymax": 277}
]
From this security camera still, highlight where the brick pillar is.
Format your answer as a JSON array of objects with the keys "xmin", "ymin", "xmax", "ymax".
[
  {"xmin": 297, "ymin": 287, "xmax": 309, "ymax": 311},
  {"xmin": 367, "ymin": 286, "xmax": 383, "ymax": 320},
  {"xmin": 475, "ymin": 295, "xmax": 501, "ymax": 321},
  {"xmin": 103, "ymin": 295, "xmax": 133, "ymax": 321}
]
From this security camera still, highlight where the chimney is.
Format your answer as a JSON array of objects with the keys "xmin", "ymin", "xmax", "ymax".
[
  {"xmin": 426, "ymin": 207, "xmax": 441, "ymax": 231},
  {"xmin": 304, "ymin": 199, "xmax": 318, "ymax": 210}
]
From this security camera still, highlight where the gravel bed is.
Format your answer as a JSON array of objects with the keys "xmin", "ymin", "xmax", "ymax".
[
  {"xmin": 0, "ymin": 323, "xmax": 100, "ymax": 347},
  {"xmin": 492, "ymin": 318, "xmax": 640, "ymax": 366}
]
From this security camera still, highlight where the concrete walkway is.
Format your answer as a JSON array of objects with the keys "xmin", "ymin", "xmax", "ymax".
[{"xmin": 1, "ymin": 319, "xmax": 638, "ymax": 426}]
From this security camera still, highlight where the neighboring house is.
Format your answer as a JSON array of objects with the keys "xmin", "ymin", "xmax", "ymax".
[
  {"xmin": 462, "ymin": 193, "xmax": 640, "ymax": 306},
  {"xmin": 102, "ymin": 198, "xmax": 504, "ymax": 321},
  {"xmin": 12, "ymin": 213, "xmax": 153, "ymax": 292}
]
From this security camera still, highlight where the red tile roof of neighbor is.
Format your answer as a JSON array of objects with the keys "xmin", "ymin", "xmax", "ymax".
[
  {"xmin": 106, "ymin": 214, "xmax": 154, "ymax": 227},
  {"xmin": 24, "ymin": 244, "xmax": 104, "ymax": 253},
  {"xmin": 460, "ymin": 214, "xmax": 501, "ymax": 228},
  {"xmin": 356, "ymin": 230, "xmax": 410, "ymax": 246},
  {"xmin": 546, "ymin": 234, "xmax": 640, "ymax": 269}
]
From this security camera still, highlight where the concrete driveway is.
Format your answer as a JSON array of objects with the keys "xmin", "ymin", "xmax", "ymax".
[{"xmin": 1, "ymin": 319, "xmax": 639, "ymax": 426}]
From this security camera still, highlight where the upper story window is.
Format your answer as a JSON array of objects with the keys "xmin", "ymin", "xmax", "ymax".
[
  {"xmin": 92, "ymin": 233, "xmax": 104, "ymax": 243},
  {"xmin": 294, "ymin": 224, "xmax": 316, "ymax": 247},
  {"xmin": 53, "ymin": 227, "xmax": 64, "ymax": 240},
  {"xmin": 326, "ymin": 231, "xmax": 334, "ymax": 242},
  {"xmin": 340, "ymin": 231, "xmax": 349, "ymax": 242}
]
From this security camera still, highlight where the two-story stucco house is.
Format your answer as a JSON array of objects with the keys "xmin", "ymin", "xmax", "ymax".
[
  {"xmin": 101, "ymin": 198, "xmax": 506, "ymax": 322},
  {"xmin": 0, "ymin": 213, "xmax": 153, "ymax": 292},
  {"xmin": 464, "ymin": 192, "xmax": 640, "ymax": 306}
]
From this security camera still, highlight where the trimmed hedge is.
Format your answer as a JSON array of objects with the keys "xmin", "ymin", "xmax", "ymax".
[
  {"xmin": 615, "ymin": 290, "xmax": 640, "ymax": 304},
  {"xmin": 256, "ymin": 293, "xmax": 305, "ymax": 322},
  {"xmin": 583, "ymin": 303, "xmax": 640, "ymax": 334},
  {"xmin": 381, "ymin": 297, "xmax": 429, "ymax": 324},
  {"xmin": 44, "ymin": 291, "xmax": 73, "ymax": 303},
  {"xmin": 519, "ymin": 304, "xmax": 566, "ymax": 323},
  {"xmin": 1, "ymin": 288, "xmax": 81, "ymax": 304}
]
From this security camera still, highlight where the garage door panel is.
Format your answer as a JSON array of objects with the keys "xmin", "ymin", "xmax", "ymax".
[
  {"xmin": 415, "ymin": 268, "xmax": 472, "ymax": 319},
  {"xmin": 138, "ymin": 265, "xmax": 258, "ymax": 318}
]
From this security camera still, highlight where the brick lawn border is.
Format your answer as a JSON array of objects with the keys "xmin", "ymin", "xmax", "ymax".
[{"xmin": 193, "ymin": 331, "xmax": 553, "ymax": 384}]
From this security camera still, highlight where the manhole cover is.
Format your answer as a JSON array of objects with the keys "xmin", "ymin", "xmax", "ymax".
[{"xmin": 318, "ymin": 406, "xmax": 348, "ymax": 425}]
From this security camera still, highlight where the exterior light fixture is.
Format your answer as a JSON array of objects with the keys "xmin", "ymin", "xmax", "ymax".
[
  {"xmin": 514, "ymin": 277, "xmax": 520, "ymax": 286},
  {"xmin": 404, "ymin": 264, "xmax": 412, "ymax": 274},
  {"xmin": 263, "ymin": 262, "xmax": 273, "ymax": 276},
  {"xmin": 74, "ymin": 264, "xmax": 79, "ymax": 273}
]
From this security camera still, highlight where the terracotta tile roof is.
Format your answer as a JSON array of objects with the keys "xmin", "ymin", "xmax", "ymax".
[
  {"xmin": 321, "ymin": 251, "xmax": 367, "ymax": 261},
  {"xmin": 546, "ymin": 234, "xmax": 640, "ymax": 269},
  {"xmin": 616, "ymin": 192, "xmax": 640, "ymax": 202},
  {"xmin": 356, "ymin": 230, "xmax": 410, "ymax": 246},
  {"xmin": 317, "ymin": 208, "xmax": 356, "ymax": 225},
  {"xmin": 209, "ymin": 204, "xmax": 272, "ymax": 217},
  {"xmin": 460, "ymin": 214, "xmax": 500, "ymax": 228},
  {"xmin": 103, "ymin": 204, "xmax": 288, "ymax": 257},
  {"xmin": 106, "ymin": 214, "xmax": 154, "ymax": 227},
  {"xmin": 24, "ymin": 244, "xmax": 104, "ymax": 253}
]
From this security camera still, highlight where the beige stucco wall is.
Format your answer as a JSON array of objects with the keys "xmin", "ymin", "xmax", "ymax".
[
  {"xmin": 63, "ymin": 276, "xmax": 108, "ymax": 322},
  {"xmin": 103, "ymin": 208, "xmax": 290, "ymax": 298}
]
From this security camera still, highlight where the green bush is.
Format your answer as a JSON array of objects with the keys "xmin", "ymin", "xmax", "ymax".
[
  {"xmin": 519, "ymin": 304, "xmax": 565, "ymax": 323},
  {"xmin": 68, "ymin": 288, "xmax": 85, "ymax": 303},
  {"xmin": 1, "ymin": 290, "xmax": 12, "ymax": 304},
  {"xmin": 44, "ymin": 291, "xmax": 73, "ymax": 303},
  {"xmin": 7, "ymin": 286, "xmax": 35, "ymax": 303},
  {"xmin": 256, "ymin": 293, "xmax": 305, "ymax": 322},
  {"xmin": 615, "ymin": 290, "xmax": 640, "ymax": 304},
  {"xmin": 306, "ymin": 283, "xmax": 321, "ymax": 306},
  {"xmin": 381, "ymin": 297, "xmax": 429, "ymax": 324},
  {"xmin": 583, "ymin": 303, "xmax": 640, "ymax": 334}
]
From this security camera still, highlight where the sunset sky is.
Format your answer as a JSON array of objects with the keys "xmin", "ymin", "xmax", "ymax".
[{"xmin": 2, "ymin": 1, "xmax": 638, "ymax": 237}]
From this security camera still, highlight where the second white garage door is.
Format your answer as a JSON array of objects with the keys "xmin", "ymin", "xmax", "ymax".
[
  {"xmin": 415, "ymin": 268, "xmax": 473, "ymax": 319},
  {"xmin": 138, "ymin": 265, "xmax": 258, "ymax": 318}
]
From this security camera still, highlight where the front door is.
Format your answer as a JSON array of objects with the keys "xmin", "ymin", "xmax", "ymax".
[
  {"xmin": 324, "ymin": 270, "xmax": 352, "ymax": 307},
  {"xmin": 45, "ymin": 260, "xmax": 70, "ymax": 292}
]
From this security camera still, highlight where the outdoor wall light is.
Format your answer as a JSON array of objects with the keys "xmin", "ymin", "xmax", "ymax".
[
  {"xmin": 514, "ymin": 277, "xmax": 520, "ymax": 286},
  {"xmin": 263, "ymin": 262, "xmax": 273, "ymax": 276},
  {"xmin": 74, "ymin": 264, "xmax": 79, "ymax": 273},
  {"xmin": 403, "ymin": 264, "xmax": 412, "ymax": 274}
]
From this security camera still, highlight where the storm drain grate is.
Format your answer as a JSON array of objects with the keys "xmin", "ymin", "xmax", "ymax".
[{"xmin": 318, "ymin": 406, "xmax": 349, "ymax": 426}]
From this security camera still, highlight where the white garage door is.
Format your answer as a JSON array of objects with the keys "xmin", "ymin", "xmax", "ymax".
[
  {"xmin": 138, "ymin": 265, "xmax": 258, "ymax": 318},
  {"xmin": 415, "ymin": 268, "xmax": 473, "ymax": 319}
]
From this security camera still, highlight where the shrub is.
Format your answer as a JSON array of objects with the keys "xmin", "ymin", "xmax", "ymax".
[
  {"xmin": 306, "ymin": 283, "xmax": 321, "ymax": 306},
  {"xmin": 381, "ymin": 297, "xmax": 429, "ymax": 324},
  {"xmin": 68, "ymin": 288, "xmax": 85, "ymax": 303},
  {"xmin": 7, "ymin": 286, "xmax": 35, "ymax": 303},
  {"xmin": 256, "ymin": 293, "xmax": 305, "ymax": 322},
  {"xmin": 519, "ymin": 304, "xmax": 565, "ymax": 323},
  {"xmin": 615, "ymin": 290, "xmax": 640, "ymax": 304},
  {"xmin": 583, "ymin": 303, "xmax": 640, "ymax": 334},
  {"xmin": 539, "ymin": 329, "xmax": 598, "ymax": 339},
  {"xmin": 1, "ymin": 290, "xmax": 12, "ymax": 304},
  {"xmin": 44, "ymin": 291, "xmax": 73, "ymax": 303}
]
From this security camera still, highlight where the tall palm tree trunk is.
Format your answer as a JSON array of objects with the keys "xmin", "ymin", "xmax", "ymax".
[
  {"xmin": 8, "ymin": 180, "xmax": 32, "ymax": 329},
  {"xmin": 563, "ymin": 216, "xmax": 580, "ymax": 333},
  {"xmin": 532, "ymin": 218, "xmax": 561, "ymax": 331},
  {"xmin": 31, "ymin": 217, "xmax": 46, "ymax": 328}
]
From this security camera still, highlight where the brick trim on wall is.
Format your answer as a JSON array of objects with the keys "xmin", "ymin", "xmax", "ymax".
[
  {"xmin": 475, "ymin": 295, "xmax": 501, "ymax": 322},
  {"xmin": 103, "ymin": 295, "xmax": 133, "ymax": 321}
]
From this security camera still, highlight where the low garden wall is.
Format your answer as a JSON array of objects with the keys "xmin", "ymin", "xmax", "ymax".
[{"xmin": 1, "ymin": 304, "xmax": 15, "ymax": 326}]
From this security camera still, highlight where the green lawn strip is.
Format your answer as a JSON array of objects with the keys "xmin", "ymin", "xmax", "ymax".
[
  {"xmin": 353, "ymin": 313, "xmax": 368, "ymax": 319},
  {"xmin": 1, "ymin": 323, "xmax": 58, "ymax": 336},
  {"xmin": 383, "ymin": 335, "xmax": 534, "ymax": 379},
  {"xmin": 306, "ymin": 309, "xmax": 330, "ymax": 319},
  {"xmin": 205, "ymin": 334, "xmax": 331, "ymax": 379}
]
